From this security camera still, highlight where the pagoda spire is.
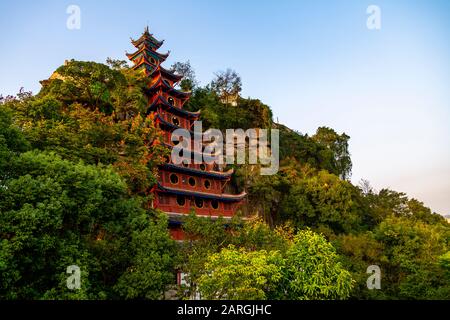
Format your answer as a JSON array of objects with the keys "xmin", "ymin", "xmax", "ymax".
[{"xmin": 128, "ymin": 27, "xmax": 192, "ymax": 106}]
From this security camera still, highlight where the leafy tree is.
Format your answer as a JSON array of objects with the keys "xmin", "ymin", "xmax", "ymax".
[
  {"xmin": 196, "ymin": 228, "xmax": 353, "ymax": 300},
  {"xmin": 373, "ymin": 216, "xmax": 450, "ymax": 299},
  {"xmin": 280, "ymin": 169, "xmax": 364, "ymax": 235},
  {"xmin": 5, "ymin": 61, "xmax": 167, "ymax": 194},
  {"xmin": 0, "ymin": 105, "xmax": 30, "ymax": 179},
  {"xmin": 312, "ymin": 127, "xmax": 352, "ymax": 180},
  {"xmin": 170, "ymin": 60, "xmax": 198, "ymax": 91},
  {"xmin": 334, "ymin": 232, "xmax": 385, "ymax": 299},
  {"xmin": 0, "ymin": 61, "xmax": 175, "ymax": 300},
  {"xmin": 114, "ymin": 214, "xmax": 177, "ymax": 299},
  {"xmin": 279, "ymin": 229, "xmax": 354, "ymax": 300},
  {"xmin": 210, "ymin": 69, "xmax": 242, "ymax": 104},
  {"xmin": 276, "ymin": 124, "xmax": 347, "ymax": 175},
  {"xmin": 178, "ymin": 215, "xmax": 291, "ymax": 298},
  {"xmin": 0, "ymin": 150, "xmax": 176, "ymax": 299},
  {"xmin": 198, "ymin": 245, "xmax": 283, "ymax": 300}
]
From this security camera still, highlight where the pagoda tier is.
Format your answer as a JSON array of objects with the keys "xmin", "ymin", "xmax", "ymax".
[
  {"xmin": 128, "ymin": 28, "xmax": 246, "ymax": 240},
  {"xmin": 126, "ymin": 46, "xmax": 169, "ymax": 64},
  {"xmin": 148, "ymin": 98, "xmax": 200, "ymax": 118},
  {"xmin": 131, "ymin": 26, "xmax": 164, "ymax": 50},
  {"xmin": 147, "ymin": 75, "xmax": 191, "ymax": 100}
]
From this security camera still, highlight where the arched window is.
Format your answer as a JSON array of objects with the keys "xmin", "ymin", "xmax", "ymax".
[
  {"xmin": 204, "ymin": 180, "xmax": 211, "ymax": 189},
  {"xmin": 211, "ymin": 200, "xmax": 219, "ymax": 210},
  {"xmin": 188, "ymin": 177, "xmax": 196, "ymax": 187},
  {"xmin": 170, "ymin": 173, "xmax": 179, "ymax": 185},
  {"xmin": 177, "ymin": 195, "xmax": 185, "ymax": 206},
  {"xmin": 195, "ymin": 198, "xmax": 204, "ymax": 208}
]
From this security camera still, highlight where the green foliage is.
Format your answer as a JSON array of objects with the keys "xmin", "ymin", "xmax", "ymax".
[
  {"xmin": 170, "ymin": 61, "xmax": 198, "ymax": 91},
  {"xmin": 2, "ymin": 57, "xmax": 448, "ymax": 301},
  {"xmin": 336, "ymin": 216, "xmax": 450, "ymax": 299},
  {"xmin": 114, "ymin": 214, "xmax": 177, "ymax": 299},
  {"xmin": 195, "ymin": 228, "xmax": 353, "ymax": 300},
  {"xmin": 178, "ymin": 215, "xmax": 291, "ymax": 298},
  {"xmin": 277, "ymin": 124, "xmax": 350, "ymax": 177},
  {"xmin": 210, "ymin": 69, "xmax": 242, "ymax": 103},
  {"xmin": 280, "ymin": 169, "xmax": 363, "ymax": 234},
  {"xmin": 185, "ymin": 88, "xmax": 272, "ymax": 130},
  {"xmin": 312, "ymin": 127, "xmax": 352, "ymax": 180},
  {"xmin": 6, "ymin": 61, "xmax": 167, "ymax": 194},
  {"xmin": 280, "ymin": 230, "xmax": 354, "ymax": 300},
  {"xmin": 198, "ymin": 246, "xmax": 283, "ymax": 300},
  {"xmin": 0, "ymin": 150, "xmax": 176, "ymax": 299},
  {"xmin": 0, "ymin": 60, "xmax": 175, "ymax": 300},
  {"xmin": 373, "ymin": 216, "xmax": 450, "ymax": 299}
]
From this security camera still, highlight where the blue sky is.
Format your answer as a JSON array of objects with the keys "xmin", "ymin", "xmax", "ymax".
[{"xmin": 1, "ymin": 0, "xmax": 449, "ymax": 214}]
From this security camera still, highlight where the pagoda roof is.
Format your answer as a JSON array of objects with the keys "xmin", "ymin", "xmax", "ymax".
[
  {"xmin": 157, "ymin": 183, "xmax": 246, "ymax": 202},
  {"xmin": 155, "ymin": 114, "xmax": 194, "ymax": 134},
  {"xmin": 126, "ymin": 45, "xmax": 170, "ymax": 63},
  {"xmin": 131, "ymin": 27, "xmax": 164, "ymax": 50},
  {"xmin": 147, "ymin": 76, "xmax": 191, "ymax": 99},
  {"xmin": 148, "ymin": 95, "xmax": 200, "ymax": 118},
  {"xmin": 161, "ymin": 163, "xmax": 234, "ymax": 180},
  {"xmin": 131, "ymin": 55, "xmax": 157, "ymax": 73},
  {"xmin": 149, "ymin": 65, "xmax": 183, "ymax": 83}
]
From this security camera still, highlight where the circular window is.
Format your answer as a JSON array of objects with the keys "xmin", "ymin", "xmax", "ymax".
[
  {"xmin": 195, "ymin": 198, "xmax": 204, "ymax": 208},
  {"xmin": 188, "ymin": 177, "xmax": 196, "ymax": 187},
  {"xmin": 168, "ymin": 97, "xmax": 175, "ymax": 106},
  {"xmin": 211, "ymin": 200, "xmax": 219, "ymax": 210},
  {"xmin": 170, "ymin": 174, "xmax": 179, "ymax": 184},
  {"xmin": 199, "ymin": 164, "xmax": 206, "ymax": 171},
  {"xmin": 150, "ymin": 57, "xmax": 156, "ymax": 64},
  {"xmin": 177, "ymin": 195, "xmax": 185, "ymax": 206},
  {"xmin": 172, "ymin": 116, "xmax": 180, "ymax": 126},
  {"xmin": 182, "ymin": 162, "xmax": 189, "ymax": 168},
  {"xmin": 204, "ymin": 180, "xmax": 211, "ymax": 189}
]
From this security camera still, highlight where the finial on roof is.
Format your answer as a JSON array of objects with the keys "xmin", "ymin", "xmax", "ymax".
[{"xmin": 144, "ymin": 25, "xmax": 149, "ymax": 34}]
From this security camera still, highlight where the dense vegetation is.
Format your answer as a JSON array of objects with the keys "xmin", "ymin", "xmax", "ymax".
[{"xmin": 0, "ymin": 60, "xmax": 448, "ymax": 300}]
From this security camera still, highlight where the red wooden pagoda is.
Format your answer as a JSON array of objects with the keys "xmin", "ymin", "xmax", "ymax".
[{"xmin": 127, "ymin": 27, "xmax": 246, "ymax": 240}]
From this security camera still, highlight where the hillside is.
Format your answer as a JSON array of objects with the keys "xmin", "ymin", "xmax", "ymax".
[{"xmin": 0, "ymin": 60, "xmax": 449, "ymax": 300}]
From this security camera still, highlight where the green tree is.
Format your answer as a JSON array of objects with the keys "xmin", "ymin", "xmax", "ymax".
[
  {"xmin": 6, "ymin": 61, "xmax": 167, "ymax": 194},
  {"xmin": 0, "ymin": 150, "xmax": 177, "ymax": 299},
  {"xmin": 114, "ymin": 214, "xmax": 177, "ymax": 299},
  {"xmin": 312, "ymin": 127, "xmax": 352, "ymax": 180},
  {"xmin": 373, "ymin": 216, "xmax": 450, "ymax": 299},
  {"xmin": 279, "ymin": 229, "xmax": 354, "ymax": 300},
  {"xmin": 280, "ymin": 170, "xmax": 363, "ymax": 235},
  {"xmin": 170, "ymin": 60, "xmax": 198, "ymax": 91},
  {"xmin": 198, "ymin": 245, "xmax": 283, "ymax": 300}
]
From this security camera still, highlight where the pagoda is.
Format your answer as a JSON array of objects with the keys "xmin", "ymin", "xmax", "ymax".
[{"xmin": 127, "ymin": 27, "xmax": 246, "ymax": 240}]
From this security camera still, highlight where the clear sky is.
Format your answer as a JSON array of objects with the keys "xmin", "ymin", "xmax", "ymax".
[{"xmin": 1, "ymin": 0, "xmax": 449, "ymax": 214}]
